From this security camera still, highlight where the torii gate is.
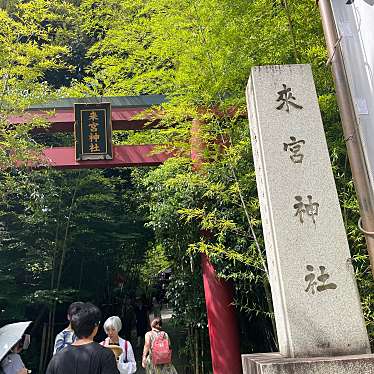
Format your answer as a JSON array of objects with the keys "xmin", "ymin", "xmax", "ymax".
[{"xmin": 10, "ymin": 95, "xmax": 242, "ymax": 374}]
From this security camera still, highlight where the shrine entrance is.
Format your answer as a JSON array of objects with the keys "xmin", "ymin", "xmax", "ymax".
[{"xmin": 10, "ymin": 95, "xmax": 242, "ymax": 374}]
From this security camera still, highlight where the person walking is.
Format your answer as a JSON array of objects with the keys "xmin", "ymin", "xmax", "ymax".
[
  {"xmin": 142, "ymin": 318, "xmax": 177, "ymax": 374},
  {"xmin": 46, "ymin": 303, "xmax": 119, "ymax": 374},
  {"xmin": 134, "ymin": 298, "xmax": 149, "ymax": 348},
  {"xmin": 53, "ymin": 301, "xmax": 84, "ymax": 354},
  {"xmin": 100, "ymin": 316, "xmax": 136, "ymax": 374},
  {"xmin": 121, "ymin": 299, "xmax": 135, "ymax": 341},
  {"xmin": 151, "ymin": 297, "xmax": 161, "ymax": 319}
]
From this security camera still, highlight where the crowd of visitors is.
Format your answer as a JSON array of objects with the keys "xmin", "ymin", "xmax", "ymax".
[{"xmin": 0, "ymin": 298, "xmax": 177, "ymax": 374}]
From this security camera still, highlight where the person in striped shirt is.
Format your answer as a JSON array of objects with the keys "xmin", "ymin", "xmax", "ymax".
[{"xmin": 53, "ymin": 301, "xmax": 84, "ymax": 354}]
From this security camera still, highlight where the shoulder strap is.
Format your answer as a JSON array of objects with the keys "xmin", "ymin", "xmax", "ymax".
[
  {"xmin": 149, "ymin": 331, "xmax": 157, "ymax": 348},
  {"xmin": 118, "ymin": 339, "xmax": 128, "ymax": 362},
  {"xmin": 125, "ymin": 340, "xmax": 128, "ymax": 361}
]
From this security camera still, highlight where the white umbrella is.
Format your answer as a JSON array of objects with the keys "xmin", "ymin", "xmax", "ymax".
[{"xmin": 0, "ymin": 321, "xmax": 32, "ymax": 362}]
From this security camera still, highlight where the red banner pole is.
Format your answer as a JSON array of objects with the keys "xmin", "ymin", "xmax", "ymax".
[
  {"xmin": 201, "ymin": 254, "xmax": 242, "ymax": 374},
  {"xmin": 191, "ymin": 119, "xmax": 242, "ymax": 374}
]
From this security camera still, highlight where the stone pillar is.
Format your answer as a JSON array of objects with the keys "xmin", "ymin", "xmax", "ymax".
[
  {"xmin": 242, "ymin": 64, "xmax": 373, "ymax": 374},
  {"xmin": 191, "ymin": 119, "xmax": 242, "ymax": 374}
]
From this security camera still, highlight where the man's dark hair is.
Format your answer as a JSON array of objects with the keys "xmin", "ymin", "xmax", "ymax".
[
  {"xmin": 67, "ymin": 301, "xmax": 84, "ymax": 321},
  {"xmin": 71, "ymin": 302, "xmax": 101, "ymax": 339}
]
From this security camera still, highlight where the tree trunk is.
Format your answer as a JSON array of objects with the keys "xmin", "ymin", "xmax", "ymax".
[
  {"xmin": 39, "ymin": 323, "xmax": 47, "ymax": 374},
  {"xmin": 194, "ymin": 327, "xmax": 199, "ymax": 374}
]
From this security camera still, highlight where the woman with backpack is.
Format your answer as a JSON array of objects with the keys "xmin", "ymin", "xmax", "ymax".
[
  {"xmin": 142, "ymin": 317, "xmax": 177, "ymax": 374},
  {"xmin": 100, "ymin": 316, "xmax": 136, "ymax": 374}
]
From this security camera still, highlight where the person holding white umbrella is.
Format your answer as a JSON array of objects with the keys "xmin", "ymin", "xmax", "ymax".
[{"xmin": 0, "ymin": 322, "xmax": 31, "ymax": 374}]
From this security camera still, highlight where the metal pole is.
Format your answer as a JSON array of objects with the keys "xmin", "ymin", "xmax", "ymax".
[{"xmin": 318, "ymin": 0, "xmax": 374, "ymax": 278}]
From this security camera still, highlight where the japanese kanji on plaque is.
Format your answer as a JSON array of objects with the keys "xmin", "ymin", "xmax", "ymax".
[{"xmin": 74, "ymin": 103, "xmax": 113, "ymax": 160}]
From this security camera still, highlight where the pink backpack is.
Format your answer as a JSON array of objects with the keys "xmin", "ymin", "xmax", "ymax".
[{"xmin": 152, "ymin": 331, "xmax": 172, "ymax": 365}]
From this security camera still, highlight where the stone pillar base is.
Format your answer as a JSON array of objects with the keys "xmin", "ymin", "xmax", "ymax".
[{"xmin": 242, "ymin": 353, "xmax": 374, "ymax": 374}]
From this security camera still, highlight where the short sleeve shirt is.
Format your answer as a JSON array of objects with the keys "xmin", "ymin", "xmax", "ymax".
[
  {"xmin": 46, "ymin": 342, "xmax": 119, "ymax": 374},
  {"xmin": 1, "ymin": 353, "xmax": 25, "ymax": 374},
  {"xmin": 53, "ymin": 329, "xmax": 76, "ymax": 354}
]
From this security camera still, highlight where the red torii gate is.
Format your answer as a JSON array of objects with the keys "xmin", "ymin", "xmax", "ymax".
[
  {"xmin": 9, "ymin": 95, "xmax": 169, "ymax": 168},
  {"xmin": 10, "ymin": 95, "xmax": 242, "ymax": 374}
]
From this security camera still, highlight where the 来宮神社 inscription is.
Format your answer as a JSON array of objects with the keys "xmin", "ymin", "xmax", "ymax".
[
  {"xmin": 246, "ymin": 64, "xmax": 370, "ymax": 358},
  {"xmin": 74, "ymin": 102, "xmax": 113, "ymax": 161}
]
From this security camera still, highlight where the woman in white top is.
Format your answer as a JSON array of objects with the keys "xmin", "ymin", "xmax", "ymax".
[{"xmin": 100, "ymin": 316, "xmax": 136, "ymax": 374}]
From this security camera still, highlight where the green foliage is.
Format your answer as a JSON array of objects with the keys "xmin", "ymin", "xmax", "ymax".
[
  {"xmin": 140, "ymin": 244, "xmax": 170, "ymax": 288},
  {"xmin": 85, "ymin": 0, "xmax": 372, "ymax": 354},
  {"xmin": 0, "ymin": 2, "xmax": 373, "ymax": 373},
  {"xmin": 0, "ymin": 168, "xmax": 153, "ymax": 316}
]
